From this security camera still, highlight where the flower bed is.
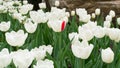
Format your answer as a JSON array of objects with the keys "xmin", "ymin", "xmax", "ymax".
[{"xmin": 0, "ymin": 0, "xmax": 120, "ymax": 68}]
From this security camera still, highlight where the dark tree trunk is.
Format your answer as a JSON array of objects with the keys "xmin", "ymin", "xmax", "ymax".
[{"xmin": 27, "ymin": 0, "xmax": 42, "ymax": 10}]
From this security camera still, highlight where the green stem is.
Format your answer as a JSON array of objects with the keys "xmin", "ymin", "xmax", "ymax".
[{"xmin": 80, "ymin": 59, "xmax": 85, "ymax": 68}]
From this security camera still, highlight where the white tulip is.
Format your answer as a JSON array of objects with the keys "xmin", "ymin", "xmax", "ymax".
[
  {"xmin": 71, "ymin": 40, "xmax": 94, "ymax": 59},
  {"xmin": 108, "ymin": 28, "xmax": 120, "ymax": 41},
  {"xmin": 71, "ymin": 10, "xmax": 75, "ymax": 16},
  {"xmin": 47, "ymin": 20, "xmax": 66, "ymax": 32},
  {"xmin": 101, "ymin": 47, "xmax": 114, "ymax": 63},
  {"xmin": 0, "ymin": 5, "xmax": 7, "ymax": 13},
  {"xmin": 19, "ymin": 4, "xmax": 33, "ymax": 14},
  {"xmin": 94, "ymin": 26, "xmax": 105, "ymax": 38},
  {"xmin": 39, "ymin": 3, "xmax": 46, "ymax": 9},
  {"xmin": 33, "ymin": 59, "xmax": 54, "ymax": 68},
  {"xmin": 95, "ymin": 8, "xmax": 100, "ymax": 15},
  {"xmin": 5, "ymin": 30, "xmax": 28, "ymax": 47},
  {"xmin": 66, "ymin": 12, "xmax": 70, "ymax": 17},
  {"xmin": 78, "ymin": 26, "xmax": 94, "ymax": 41},
  {"xmin": 39, "ymin": 45, "xmax": 53, "ymax": 55},
  {"xmin": 37, "ymin": 9, "xmax": 48, "ymax": 23},
  {"xmin": 24, "ymin": 18, "xmax": 37, "ymax": 33},
  {"xmin": 23, "ymin": 1, "xmax": 28, "ymax": 5},
  {"xmin": 47, "ymin": 7, "xmax": 67, "ymax": 21},
  {"xmin": 55, "ymin": 1, "xmax": 60, "ymax": 7},
  {"xmin": 109, "ymin": 10, "xmax": 115, "ymax": 18},
  {"xmin": 76, "ymin": 8, "xmax": 87, "ymax": 17},
  {"xmin": 31, "ymin": 47, "xmax": 46, "ymax": 61},
  {"xmin": 68, "ymin": 32, "xmax": 79, "ymax": 44},
  {"xmin": 117, "ymin": 17, "xmax": 120, "ymax": 25},
  {"xmin": 30, "ymin": 10, "xmax": 47, "ymax": 23},
  {"xmin": 79, "ymin": 14, "xmax": 91, "ymax": 23},
  {"xmin": 104, "ymin": 21, "xmax": 111, "ymax": 28},
  {"xmin": 12, "ymin": 13, "xmax": 26, "ymax": 23},
  {"xmin": 0, "ymin": 21, "xmax": 10, "ymax": 32},
  {"xmin": 0, "ymin": 48, "xmax": 11, "ymax": 68},
  {"xmin": 0, "ymin": 0, "xmax": 3, "ymax": 4},
  {"xmin": 91, "ymin": 13, "xmax": 96, "ymax": 19},
  {"xmin": 43, "ymin": 45, "xmax": 53, "ymax": 55},
  {"xmin": 11, "ymin": 49, "xmax": 34, "ymax": 68},
  {"xmin": 105, "ymin": 15, "xmax": 112, "ymax": 22}
]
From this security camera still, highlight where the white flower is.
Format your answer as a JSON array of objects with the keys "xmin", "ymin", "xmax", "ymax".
[
  {"xmin": 31, "ymin": 47, "xmax": 46, "ymax": 61},
  {"xmin": 108, "ymin": 28, "xmax": 120, "ymax": 41},
  {"xmin": 19, "ymin": 4, "xmax": 33, "ymax": 14},
  {"xmin": 5, "ymin": 30, "xmax": 28, "ymax": 47},
  {"xmin": 0, "ymin": 5, "xmax": 7, "ymax": 13},
  {"xmin": 39, "ymin": 3, "xmax": 46, "ymax": 9},
  {"xmin": 12, "ymin": 13, "xmax": 26, "ymax": 23},
  {"xmin": 78, "ymin": 26, "xmax": 94, "ymax": 41},
  {"xmin": 71, "ymin": 10, "xmax": 75, "ymax": 16},
  {"xmin": 47, "ymin": 7, "xmax": 67, "ymax": 21},
  {"xmin": 0, "ymin": 48, "xmax": 11, "ymax": 68},
  {"xmin": 24, "ymin": 18, "xmax": 37, "ymax": 33},
  {"xmin": 95, "ymin": 8, "xmax": 100, "ymax": 15},
  {"xmin": 109, "ymin": 10, "xmax": 115, "ymax": 18},
  {"xmin": 31, "ymin": 45, "xmax": 53, "ymax": 61},
  {"xmin": 76, "ymin": 8, "xmax": 87, "ymax": 17},
  {"xmin": 30, "ymin": 10, "xmax": 47, "ymax": 23},
  {"xmin": 23, "ymin": 1, "xmax": 28, "ymax": 5},
  {"xmin": 47, "ymin": 20, "xmax": 66, "ymax": 32},
  {"xmin": 101, "ymin": 47, "xmax": 114, "ymax": 63},
  {"xmin": 0, "ymin": 21, "xmax": 10, "ymax": 32},
  {"xmin": 91, "ymin": 13, "xmax": 96, "ymax": 19},
  {"xmin": 76, "ymin": 8, "xmax": 91, "ymax": 23},
  {"xmin": 44, "ymin": 45, "xmax": 53, "ymax": 55},
  {"xmin": 117, "ymin": 17, "xmax": 120, "ymax": 25},
  {"xmin": 104, "ymin": 21, "xmax": 111, "ymax": 28},
  {"xmin": 55, "ymin": 1, "xmax": 60, "ymax": 7},
  {"xmin": 69, "ymin": 32, "xmax": 79, "ymax": 44},
  {"xmin": 94, "ymin": 26, "xmax": 105, "ymax": 38},
  {"xmin": 105, "ymin": 15, "xmax": 112, "ymax": 22},
  {"xmin": 71, "ymin": 40, "xmax": 94, "ymax": 59},
  {"xmin": 0, "ymin": 0, "xmax": 3, "ymax": 4},
  {"xmin": 79, "ymin": 14, "xmax": 91, "ymax": 23},
  {"xmin": 66, "ymin": 12, "xmax": 70, "ymax": 17},
  {"xmin": 37, "ymin": 10, "xmax": 48, "ymax": 23},
  {"xmin": 33, "ymin": 59, "xmax": 54, "ymax": 68},
  {"xmin": 11, "ymin": 49, "xmax": 34, "ymax": 68}
]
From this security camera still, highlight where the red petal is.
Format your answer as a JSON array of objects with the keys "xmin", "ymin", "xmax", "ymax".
[{"xmin": 61, "ymin": 21, "xmax": 66, "ymax": 31}]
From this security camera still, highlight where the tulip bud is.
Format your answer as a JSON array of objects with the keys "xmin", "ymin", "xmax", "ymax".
[
  {"xmin": 117, "ymin": 17, "xmax": 120, "ymax": 25},
  {"xmin": 0, "ymin": 21, "xmax": 10, "ymax": 32},
  {"xmin": 55, "ymin": 1, "xmax": 60, "ymax": 7},
  {"xmin": 101, "ymin": 47, "xmax": 114, "ymax": 63},
  {"xmin": 91, "ymin": 13, "xmax": 96, "ymax": 19},
  {"xmin": 105, "ymin": 15, "xmax": 112, "ymax": 22},
  {"xmin": 109, "ymin": 10, "xmax": 115, "ymax": 18},
  {"xmin": 0, "ymin": 48, "xmax": 11, "ymax": 68},
  {"xmin": 23, "ymin": 1, "xmax": 28, "ymax": 5},
  {"xmin": 71, "ymin": 10, "xmax": 75, "ymax": 16},
  {"xmin": 104, "ymin": 21, "xmax": 111, "ymax": 28},
  {"xmin": 95, "ymin": 8, "xmax": 100, "ymax": 15},
  {"xmin": 39, "ymin": 3, "xmax": 46, "ymax": 9}
]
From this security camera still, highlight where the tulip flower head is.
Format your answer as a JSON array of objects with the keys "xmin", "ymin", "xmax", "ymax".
[
  {"xmin": 0, "ymin": 21, "xmax": 10, "ymax": 32},
  {"xmin": 34, "ymin": 59, "xmax": 54, "ymax": 68},
  {"xmin": 5, "ymin": 30, "xmax": 28, "ymax": 47},
  {"xmin": 101, "ymin": 47, "xmax": 114, "ymax": 63},
  {"xmin": 71, "ymin": 40, "xmax": 94, "ymax": 59}
]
